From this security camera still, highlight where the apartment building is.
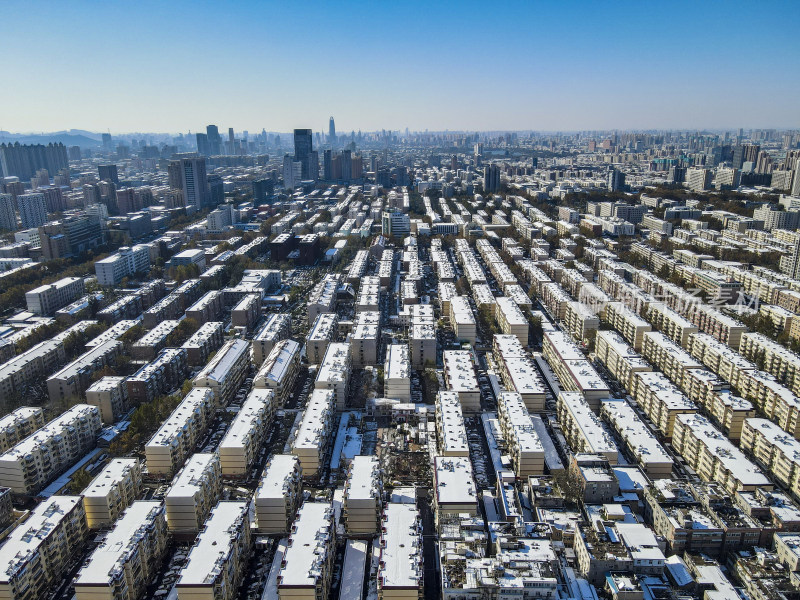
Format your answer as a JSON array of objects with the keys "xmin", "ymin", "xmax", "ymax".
[
  {"xmin": 218, "ymin": 389, "xmax": 274, "ymax": 477},
  {"xmin": 496, "ymin": 391, "xmax": 545, "ymax": 477},
  {"xmin": 176, "ymin": 502, "xmax": 252, "ymax": 600},
  {"xmin": 316, "ymin": 342, "xmax": 352, "ymax": 410},
  {"xmin": 145, "ymin": 388, "xmax": 213, "ymax": 477},
  {"xmin": 305, "ymin": 313, "xmax": 337, "ymax": 365},
  {"xmin": 684, "ymin": 303, "xmax": 748, "ymax": 349},
  {"xmin": 307, "ymin": 273, "xmax": 340, "ymax": 325},
  {"xmin": 736, "ymin": 370, "xmax": 800, "ymax": 437},
  {"xmin": 253, "ymin": 313, "xmax": 292, "ymax": 365},
  {"xmin": 254, "ymin": 339, "xmax": 300, "ymax": 406},
  {"xmin": 356, "ymin": 275, "xmax": 381, "ymax": 313},
  {"xmin": 641, "ymin": 330, "xmax": 702, "ymax": 385},
  {"xmin": 600, "ymin": 399, "xmax": 672, "ymax": 478},
  {"xmin": 131, "ymin": 320, "xmax": 180, "ymax": 361},
  {"xmin": 126, "ymin": 348, "xmax": 189, "ymax": 405},
  {"xmin": 46, "ymin": 340, "xmax": 122, "ymax": 403},
  {"xmin": 193, "ymin": 339, "xmax": 250, "ymax": 407},
  {"xmin": 492, "ymin": 334, "xmax": 546, "ymax": 411},
  {"xmin": 495, "ymin": 296, "xmax": 528, "ymax": 346},
  {"xmin": 556, "ymin": 392, "xmax": 618, "ymax": 464},
  {"xmin": 435, "ymin": 391, "xmax": 469, "ymax": 457},
  {"xmin": 86, "ymin": 376, "xmax": 129, "ymax": 424},
  {"xmin": 0, "ymin": 404, "xmax": 102, "ymax": 494},
  {"xmin": 449, "ymin": 296, "xmax": 476, "ymax": 344},
  {"xmin": 254, "ymin": 454, "xmax": 302, "ymax": 534},
  {"xmin": 0, "ymin": 496, "xmax": 87, "ymax": 600},
  {"xmin": 376, "ymin": 503, "xmax": 423, "ymax": 600},
  {"xmin": 94, "ymin": 245, "xmax": 152, "ymax": 286},
  {"xmin": 443, "ymin": 350, "xmax": 480, "ymax": 412},
  {"xmin": 686, "ymin": 332, "xmax": 755, "ymax": 390},
  {"xmin": 540, "ymin": 282, "xmax": 571, "ymax": 321},
  {"xmin": 542, "ymin": 329, "xmax": 610, "ymax": 409},
  {"xmin": 82, "ymin": 458, "xmax": 142, "ymax": 529},
  {"xmin": 563, "ymin": 301, "xmax": 599, "ymax": 342},
  {"xmin": 74, "ymin": 501, "xmax": 168, "ymax": 600},
  {"xmin": 185, "ymin": 290, "xmax": 223, "ymax": 323},
  {"xmin": 343, "ymin": 456, "xmax": 382, "ymax": 535},
  {"xmin": 291, "ymin": 388, "xmax": 335, "ymax": 476},
  {"xmin": 25, "ymin": 276, "xmax": 85, "ymax": 315},
  {"xmin": 231, "ymin": 293, "xmax": 260, "ymax": 332},
  {"xmin": 350, "ymin": 311, "xmax": 380, "ymax": 367},
  {"xmin": 181, "ymin": 321, "xmax": 224, "ymax": 367},
  {"xmin": 631, "ymin": 371, "xmax": 696, "ymax": 438},
  {"xmin": 594, "ymin": 330, "xmax": 652, "ymax": 391},
  {"xmin": 433, "ymin": 456, "xmax": 478, "ymax": 519},
  {"xmin": 276, "ymin": 502, "xmax": 335, "ymax": 600},
  {"xmin": 647, "ymin": 302, "xmax": 698, "ymax": 347},
  {"xmin": 165, "ymin": 453, "xmax": 222, "ymax": 534},
  {"xmin": 672, "ymin": 413, "xmax": 772, "ymax": 495},
  {"xmin": 384, "ymin": 343, "xmax": 411, "ymax": 402},
  {"xmin": 739, "ymin": 332, "xmax": 800, "ymax": 396},
  {"xmin": 0, "ymin": 406, "xmax": 45, "ymax": 453}
]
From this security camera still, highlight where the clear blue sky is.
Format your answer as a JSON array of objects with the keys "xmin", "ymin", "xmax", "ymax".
[{"xmin": 2, "ymin": 0, "xmax": 798, "ymax": 134}]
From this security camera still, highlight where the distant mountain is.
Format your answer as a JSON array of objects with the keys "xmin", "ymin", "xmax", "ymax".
[{"xmin": 0, "ymin": 130, "xmax": 102, "ymax": 148}]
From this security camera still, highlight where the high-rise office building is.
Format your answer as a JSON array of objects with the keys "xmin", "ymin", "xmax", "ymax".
[
  {"xmin": 293, "ymin": 129, "xmax": 313, "ymax": 180},
  {"xmin": 732, "ymin": 144, "xmax": 760, "ymax": 170},
  {"xmin": 0, "ymin": 193, "xmax": 16, "ymax": 231},
  {"xmin": 483, "ymin": 164, "xmax": 500, "ymax": 192},
  {"xmin": 102, "ymin": 133, "xmax": 112, "ymax": 151},
  {"xmin": 323, "ymin": 150, "xmax": 332, "ymax": 181},
  {"xmin": 169, "ymin": 156, "xmax": 209, "ymax": 210},
  {"xmin": 341, "ymin": 150, "xmax": 352, "ymax": 183},
  {"xmin": 328, "ymin": 117, "xmax": 336, "ymax": 146},
  {"xmin": 18, "ymin": 193, "xmax": 48, "ymax": 229},
  {"xmin": 608, "ymin": 168, "xmax": 626, "ymax": 192},
  {"xmin": 0, "ymin": 142, "xmax": 69, "ymax": 180},
  {"xmin": 196, "ymin": 133, "xmax": 210, "ymax": 156},
  {"xmin": 207, "ymin": 174, "xmax": 224, "ymax": 206},
  {"xmin": 206, "ymin": 125, "xmax": 222, "ymax": 156},
  {"xmin": 98, "ymin": 164, "xmax": 119, "ymax": 185}
]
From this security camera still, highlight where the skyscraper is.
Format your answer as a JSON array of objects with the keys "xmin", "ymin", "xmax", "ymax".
[
  {"xmin": 323, "ymin": 150, "xmax": 333, "ymax": 181},
  {"xmin": 328, "ymin": 117, "xmax": 336, "ymax": 146},
  {"xmin": 608, "ymin": 168, "xmax": 626, "ymax": 192},
  {"xmin": 169, "ymin": 156, "xmax": 209, "ymax": 211},
  {"xmin": 196, "ymin": 133, "xmax": 210, "ymax": 156},
  {"xmin": 293, "ymin": 129, "xmax": 313, "ymax": 180},
  {"xmin": 98, "ymin": 164, "xmax": 119, "ymax": 185},
  {"xmin": 483, "ymin": 164, "xmax": 500, "ymax": 193},
  {"xmin": 0, "ymin": 193, "xmax": 16, "ymax": 231},
  {"xmin": 341, "ymin": 150, "xmax": 352, "ymax": 183},
  {"xmin": 18, "ymin": 193, "xmax": 48, "ymax": 229},
  {"xmin": 206, "ymin": 125, "xmax": 222, "ymax": 156},
  {"xmin": 0, "ymin": 142, "xmax": 69, "ymax": 180}
]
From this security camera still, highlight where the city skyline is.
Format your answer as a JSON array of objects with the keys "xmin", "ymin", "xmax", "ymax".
[{"xmin": 2, "ymin": 0, "xmax": 798, "ymax": 133}]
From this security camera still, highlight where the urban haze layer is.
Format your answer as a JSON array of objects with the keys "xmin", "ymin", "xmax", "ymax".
[{"xmin": 1, "ymin": 125, "xmax": 800, "ymax": 600}]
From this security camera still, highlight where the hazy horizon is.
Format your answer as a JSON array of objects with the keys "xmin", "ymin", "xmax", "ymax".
[{"xmin": 3, "ymin": 0, "xmax": 799, "ymax": 133}]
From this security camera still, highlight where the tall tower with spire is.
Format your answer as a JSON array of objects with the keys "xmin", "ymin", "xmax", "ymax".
[{"xmin": 328, "ymin": 116, "xmax": 336, "ymax": 147}]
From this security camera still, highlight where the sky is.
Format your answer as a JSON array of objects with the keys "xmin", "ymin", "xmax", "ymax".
[{"xmin": 2, "ymin": 0, "xmax": 799, "ymax": 134}]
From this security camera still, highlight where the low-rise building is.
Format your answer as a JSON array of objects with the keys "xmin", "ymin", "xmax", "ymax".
[
  {"xmin": 435, "ymin": 391, "xmax": 469, "ymax": 457},
  {"xmin": 181, "ymin": 321, "xmax": 224, "ymax": 367},
  {"xmin": 0, "ymin": 497, "xmax": 85, "ymax": 598},
  {"xmin": 254, "ymin": 339, "xmax": 300, "ymax": 406},
  {"xmin": 433, "ymin": 456, "xmax": 478, "ymax": 519},
  {"xmin": 672, "ymin": 413, "xmax": 772, "ymax": 495},
  {"xmin": 82, "ymin": 458, "xmax": 142, "ymax": 529},
  {"xmin": 165, "ymin": 453, "xmax": 222, "ymax": 534},
  {"xmin": 350, "ymin": 311, "xmax": 380, "ymax": 367},
  {"xmin": 230, "ymin": 293, "xmax": 260, "ymax": 332},
  {"xmin": 192, "ymin": 339, "xmax": 250, "ymax": 407},
  {"xmin": 218, "ymin": 389, "xmax": 274, "ymax": 477},
  {"xmin": 0, "ymin": 404, "xmax": 102, "ymax": 494},
  {"xmin": 497, "ymin": 391, "xmax": 545, "ymax": 477},
  {"xmin": 315, "ymin": 342, "xmax": 351, "ymax": 409},
  {"xmin": 384, "ymin": 343, "xmax": 411, "ymax": 402},
  {"xmin": 253, "ymin": 313, "xmax": 292, "ymax": 365},
  {"xmin": 145, "ymin": 388, "xmax": 213, "ymax": 477},
  {"xmin": 556, "ymin": 392, "xmax": 618, "ymax": 464},
  {"xmin": 377, "ymin": 503, "xmax": 422, "ymax": 600},
  {"xmin": 277, "ymin": 502, "xmax": 335, "ymax": 600},
  {"xmin": 449, "ymin": 296, "xmax": 476, "ymax": 344},
  {"xmin": 492, "ymin": 334, "xmax": 546, "ymax": 411},
  {"xmin": 254, "ymin": 454, "xmax": 302, "ymax": 534},
  {"xmin": 443, "ymin": 350, "xmax": 480, "ymax": 412},
  {"xmin": 176, "ymin": 502, "xmax": 251, "ymax": 600},
  {"xmin": 291, "ymin": 388, "xmax": 335, "ymax": 475},
  {"xmin": 495, "ymin": 296, "xmax": 528, "ymax": 346},
  {"xmin": 343, "ymin": 455, "xmax": 382, "ymax": 535},
  {"xmin": 85, "ymin": 376, "xmax": 129, "ymax": 424},
  {"xmin": 0, "ymin": 407, "xmax": 45, "ymax": 453},
  {"xmin": 126, "ymin": 348, "xmax": 188, "ymax": 405},
  {"xmin": 631, "ymin": 371, "xmax": 696, "ymax": 438},
  {"xmin": 600, "ymin": 399, "xmax": 672, "ymax": 478},
  {"xmin": 74, "ymin": 501, "xmax": 168, "ymax": 600}
]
